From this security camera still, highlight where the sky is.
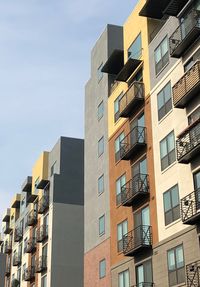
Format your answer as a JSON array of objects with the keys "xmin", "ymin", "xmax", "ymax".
[{"xmin": 0, "ymin": 0, "xmax": 137, "ymax": 224}]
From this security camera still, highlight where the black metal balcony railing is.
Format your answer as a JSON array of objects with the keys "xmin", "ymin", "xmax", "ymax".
[
  {"xmin": 22, "ymin": 266, "xmax": 35, "ymax": 281},
  {"xmin": 36, "ymin": 225, "xmax": 48, "ymax": 243},
  {"xmin": 172, "ymin": 61, "xmax": 200, "ymax": 108},
  {"xmin": 13, "ymin": 253, "xmax": 21, "ymax": 266},
  {"xmin": 11, "ymin": 278, "xmax": 20, "ymax": 287},
  {"xmin": 5, "ymin": 264, "xmax": 11, "ymax": 276},
  {"xmin": 27, "ymin": 209, "xmax": 37, "ymax": 226},
  {"xmin": 3, "ymin": 222, "xmax": 12, "ymax": 234},
  {"xmin": 35, "ymin": 256, "xmax": 47, "ymax": 273},
  {"xmin": 181, "ymin": 189, "xmax": 200, "ymax": 224},
  {"xmin": 119, "ymin": 82, "xmax": 144, "ymax": 118},
  {"xmin": 14, "ymin": 227, "xmax": 23, "ymax": 242},
  {"xmin": 176, "ymin": 119, "xmax": 200, "ymax": 163},
  {"xmin": 186, "ymin": 260, "xmax": 200, "ymax": 287},
  {"xmin": 132, "ymin": 283, "xmax": 155, "ymax": 287},
  {"xmin": 120, "ymin": 126, "xmax": 147, "ymax": 161},
  {"xmin": 24, "ymin": 237, "xmax": 36, "ymax": 253},
  {"xmin": 169, "ymin": 9, "xmax": 200, "ymax": 58},
  {"xmin": 123, "ymin": 225, "xmax": 152, "ymax": 256},
  {"xmin": 121, "ymin": 174, "xmax": 150, "ymax": 206},
  {"xmin": 5, "ymin": 241, "xmax": 12, "ymax": 254},
  {"xmin": 38, "ymin": 195, "xmax": 49, "ymax": 214}
]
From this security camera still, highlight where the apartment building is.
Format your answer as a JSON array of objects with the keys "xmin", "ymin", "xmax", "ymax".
[
  {"xmin": 1, "ymin": 136, "xmax": 84, "ymax": 287},
  {"xmin": 84, "ymin": 24, "xmax": 123, "ymax": 286},
  {"xmin": 85, "ymin": 0, "xmax": 200, "ymax": 286}
]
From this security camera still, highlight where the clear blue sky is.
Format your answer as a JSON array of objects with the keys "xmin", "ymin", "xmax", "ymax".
[{"xmin": 0, "ymin": 0, "xmax": 137, "ymax": 223}]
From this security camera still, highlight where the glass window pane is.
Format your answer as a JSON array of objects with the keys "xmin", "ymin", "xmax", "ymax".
[
  {"xmin": 116, "ymin": 178, "xmax": 121, "ymax": 196},
  {"xmin": 98, "ymin": 175, "xmax": 104, "ymax": 195},
  {"xmin": 164, "ymin": 82, "xmax": 171, "ymax": 102},
  {"xmin": 171, "ymin": 186, "xmax": 179, "ymax": 207},
  {"xmin": 123, "ymin": 220, "xmax": 128, "ymax": 235},
  {"xmin": 176, "ymin": 246, "xmax": 184, "ymax": 268},
  {"xmin": 164, "ymin": 191, "xmax": 171, "ymax": 212},
  {"xmin": 117, "ymin": 224, "xmax": 123, "ymax": 240},
  {"xmin": 124, "ymin": 270, "xmax": 130, "ymax": 287},
  {"xmin": 99, "ymin": 259, "xmax": 106, "ymax": 278},
  {"xmin": 168, "ymin": 250, "xmax": 176, "ymax": 271},
  {"xmin": 98, "ymin": 137, "xmax": 104, "ymax": 156},
  {"xmin": 162, "ymin": 37, "xmax": 168, "ymax": 56},
  {"xmin": 155, "ymin": 47, "xmax": 162, "ymax": 64},
  {"xmin": 160, "ymin": 139, "xmax": 168, "ymax": 158},
  {"xmin": 158, "ymin": 92, "xmax": 164, "ymax": 109},
  {"xmin": 119, "ymin": 272, "xmax": 124, "ymax": 287},
  {"xmin": 167, "ymin": 132, "xmax": 175, "ymax": 152},
  {"xmin": 98, "ymin": 101, "xmax": 104, "ymax": 120},
  {"xmin": 99, "ymin": 215, "xmax": 105, "ymax": 235},
  {"xmin": 128, "ymin": 33, "xmax": 142, "ymax": 59},
  {"xmin": 115, "ymin": 137, "xmax": 120, "ymax": 153},
  {"xmin": 121, "ymin": 174, "xmax": 126, "ymax": 187}
]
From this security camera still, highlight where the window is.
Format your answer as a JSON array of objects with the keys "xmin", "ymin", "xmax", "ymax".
[
  {"xmin": 98, "ymin": 101, "xmax": 104, "ymax": 121},
  {"xmin": 114, "ymin": 92, "xmax": 123, "ymax": 122},
  {"xmin": 163, "ymin": 185, "xmax": 180, "ymax": 225},
  {"xmin": 117, "ymin": 220, "xmax": 128, "ymax": 252},
  {"xmin": 118, "ymin": 269, "xmax": 129, "ymax": 287},
  {"xmin": 34, "ymin": 177, "xmax": 40, "ymax": 194},
  {"xmin": 98, "ymin": 175, "xmax": 104, "ymax": 195},
  {"xmin": 188, "ymin": 106, "xmax": 200, "ymax": 125},
  {"xmin": 154, "ymin": 36, "xmax": 169, "ymax": 75},
  {"xmin": 99, "ymin": 259, "xmax": 106, "ymax": 279},
  {"xmin": 99, "ymin": 215, "xmax": 105, "ymax": 236},
  {"xmin": 98, "ymin": 137, "xmax": 104, "ymax": 157},
  {"xmin": 167, "ymin": 245, "xmax": 185, "ymax": 286},
  {"xmin": 50, "ymin": 161, "xmax": 57, "ymax": 177},
  {"xmin": 116, "ymin": 174, "xmax": 126, "ymax": 205},
  {"xmin": 157, "ymin": 82, "xmax": 172, "ymax": 120},
  {"xmin": 160, "ymin": 131, "xmax": 176, "ymax": 171},
  {"xmin": 128, "ymin": 33, "xmax": 142, "ymax": 59},
  {"xmin": 41, "ymin": 275, "xmax": 47, "ymax": 287},
  {"xmin": 136, "ymin": 260, "xmax": 153, "ymax": 286},
  {"xmin": 97, "ymin": 63, "xmax": 103, "ymax": 83},
  {"xmin": 115, "ymin": 132, "xmax": 125, "ymax": 162}
]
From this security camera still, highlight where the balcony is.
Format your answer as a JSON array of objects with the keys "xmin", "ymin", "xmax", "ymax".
[
  {"xmin": 27, "ymin": 210, "xmax": 37, "ymax": 226},
  {"xmin": 38, "ymin": 195, "xmax": 49, "ymax": 214},
  {"xmin": 121, "ymin": 174, "xmax": 150, "ymax": 207},
  {"xmin": 5, "ymin": 264, "xmax": 11, "ymax": 276},
  {"xmin": 24, "ymin": 237, "xmax": 36, "ymax": 253},
  {"xmin": 14, "ymin": 227, "xmax": 23, "ymax": 242},
  {"xmin": 4, "ymin": 242, "xmax": 12, "ymax": 254},
  {"xmin": 120, "ymin": 126, "xmax": 147, "ymax": 161},
  {"xmin": 11, "ymin": 194, "xmax": 21, "ymax": 209},
  {"xmin": 186, "ymin": 260, "xmax": 200, "ymax": 287},
  {"xmin": 21, "ymin": 176, "xmax": 32, "ymax": 192},
  {"xmin": 172, "ymin": 61, "xmax": 200, "ymax": 108},
  {"xmin": 36, "ymin": 225, "xmax": 48, "ymax": 243},
  {"xmin": 116, "ymin": 58, "xmax": 142, "ymax": 82},
  {"xmin": 13, "ymin": 253, "xmax": 21, "ymax": 267},
  {"xmin": 119, "ymin": 82, "xmax": 144, "ymax": 118},
  {"xmin": 35, "ymin": 256, "xmax": 47, "ymax": 273},
  {"xmin": 176, "ymin": 119, "xmax": 200, "ymax": 164},
  {"xmin": 181, "ymin": 189, "xmax": 200, "ymax": 224},
  {"xmin": 123, "ymin": 225, "xmax": 152, "ymax": 256},
  {"xmin": 3, "ymin": 222, "xmax": 12, "ymax": 235},
  {"xmin": 101, "ymin": 49, "xmax": 124, "ymax": 76},
  {"xmin": 169, "ymin": 9, "xmax": 200, "ymax": 58},
  {"xmin": 22, "ymin": 266, "xmax": 35, "ymax": 281},
  {"xmin": 163, "ymin": 0, "xmax": 189, "ymax": 16},
  {"xmin": 2, "ymin": 208, "xmax": 11, "ymax": 223}
]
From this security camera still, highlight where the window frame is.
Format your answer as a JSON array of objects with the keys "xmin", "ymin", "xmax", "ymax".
[
  {"xmin": 98, "ymin": 174, "xmax": 104, "ymax": 195},
  {"xmin": 98, "ymin": 101, "xmax": 104, "ymax": 121},
  {"xmin": 99, "ymin": 214, "xmax": 105, "ymax": 236},
  {"xmin": 115, "ymin": 132, "xmax": 125, "ymax": 162},
  {"xmin": 114, "ymin": 92, "xmax": 123, "ymax": 123},
  {"xmin": 118, "ymin": 269, "xmax": 130, "ymax": 287},
  {"xmin": 154, "ymin": 36, "xmax": 169, "ymax": 75},
  {"xmin": 160, "ymin": 131, "xmax": 176, "ymax": 171},
  {"xmin": 116, "ymin": 173, "xmax": 126, "ymax": 206},
  {"xmin": 163, "ymin": 184, "xmax": 180, "ymax": 226},
  {"xmin": 167, "ymin": 244, "xmax": 185, "ymax": 286},
  {"xmin": 117, "ymin": 219, "xmax": 128, "ymax": 253},
  {"xmin": 99, "ymin": 258, "xmax": 106, "ymax": 279},
  {"xmin": 98, "ymin": 136, "xmax": 104, "ymax": 157},
  {"xmin": 157, "ymin": 81, "xmax": 172, "ymax": 121}
]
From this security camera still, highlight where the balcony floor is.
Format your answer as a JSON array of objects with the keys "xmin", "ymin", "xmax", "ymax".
[
  {"xmin": 122, "ymin": 191, "xmax": 149, "ymax": 207},
  {"xmin": 178, "ymin": 143, "xmax": 200, "ymax": 164},
  {"xmin": 183, "ymin": 211, "xmax": 200, "ymax": 225},
  {"xmin": 124, "ymin": 244, "xmax": 152, "ymax": 256},
  {"xmin": 120, "ymin": 143, "xmax": 146, "ymax": 161}
]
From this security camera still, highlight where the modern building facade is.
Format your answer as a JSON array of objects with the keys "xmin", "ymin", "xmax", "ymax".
[
  {"xmin": 85, "ymin": 0, "xmax": 200, "ymax": 286},
  {"xmin": 1, "ymin": 136, "xmax": 84, "ymax": 287}
]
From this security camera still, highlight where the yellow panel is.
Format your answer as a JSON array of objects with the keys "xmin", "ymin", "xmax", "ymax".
[{"xmin": 108, "ymin": 0, "xmax": 150, "ymax": 138}]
